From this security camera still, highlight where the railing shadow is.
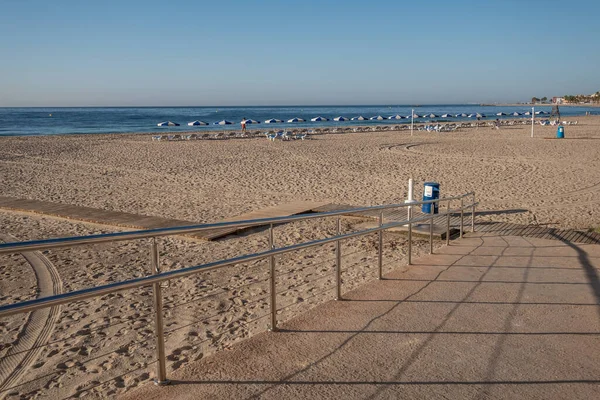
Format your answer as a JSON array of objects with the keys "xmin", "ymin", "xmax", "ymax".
[
  {"xmin": 473, "ymin": 209, "xmax": 528, "ymax": 217},
  {"xmin": 549, "ymin": 232, "xmax": 600, "ymax": 319},
  {"xmin": 217, "ymin": 238, "xmax": 490, "ymax": 399}
]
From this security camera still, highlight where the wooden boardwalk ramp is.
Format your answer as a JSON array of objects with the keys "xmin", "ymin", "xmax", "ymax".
[
  {"xmin": 0, "ymin": 196, "xmax": 329, "ymax": 241},
  {"xmin": 194, "ymin": 201, "xmax": 330, "ymax": 240}
]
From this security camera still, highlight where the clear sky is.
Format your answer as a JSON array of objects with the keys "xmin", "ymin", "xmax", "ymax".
[{"xmin": 1, "ymin": 0, "xmax": 599, "ymax": 106}]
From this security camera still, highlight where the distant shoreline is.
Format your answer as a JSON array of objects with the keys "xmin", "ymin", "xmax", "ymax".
[{"xmin": 481, "ymin": 103, "xmax": 600, "ymax": 108}]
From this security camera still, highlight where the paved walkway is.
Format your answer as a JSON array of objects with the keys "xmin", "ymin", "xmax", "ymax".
[{"xmin": 123, "ymin": 232, "xmax": 600, "ymax": 400}]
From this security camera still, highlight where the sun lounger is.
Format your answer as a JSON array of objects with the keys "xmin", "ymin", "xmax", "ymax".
[{"xmin": 152, "ymin": 135, "xmax": 163, "ymax": 141}]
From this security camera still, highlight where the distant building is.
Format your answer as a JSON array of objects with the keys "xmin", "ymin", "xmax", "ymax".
[{"xmin": 552, "ymin": 97, "xmax": 564, "ymax": 104}]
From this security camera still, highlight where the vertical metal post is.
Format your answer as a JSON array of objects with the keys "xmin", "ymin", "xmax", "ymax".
[
  {"xmin": 471, "ymin": 193, "xmax": 476, "ymax": 232},
  {"xmin": 460, "ymin": 198, "xmax": 464, "ymax": 239},
  {"xmin": 446, "ymin": 200, "xmax": 451, "ymax": 245},
  {"xmin": 268, "ymin": 224, "xmax": 277, "ymax": 331},
  {"xmin": 335, "ymin": 217, "xmax": 342, "ymax": 300},
  {"xmin": 429, "ymin": 203, "xmax": 434, "ymax": 254},
  {"xmin": 151, "ymin": 238, "xmax": 169, "ymax": 386},
  {"xmin": 531, "ymin": 106, "xmax": 535, "ymax": 138},
  {"xmin": 378, "ymin": 210, "xmax": 383, "ymax": 279},
  {"xmin": 407, "ymin": 206, "xmax": 412, "ymax": 265}
]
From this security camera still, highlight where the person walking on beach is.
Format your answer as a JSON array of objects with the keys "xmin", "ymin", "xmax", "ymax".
[
  {"xmin": 241, "ymin": 118, "xmax": 247, "ymax": 134},
  {"xmin": 494, "ymin": 118, "xmax": 501, "ymax": 130}
]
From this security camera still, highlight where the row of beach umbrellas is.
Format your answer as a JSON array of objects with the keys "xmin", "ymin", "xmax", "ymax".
[{"xmin": 157, "ymin": 111, "xmax": 548, "ymax": 127}]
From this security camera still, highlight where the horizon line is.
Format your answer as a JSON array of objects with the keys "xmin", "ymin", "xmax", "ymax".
[{"xmin": 0, "ymin": 102, "xmax": 548, "ymax": 109}]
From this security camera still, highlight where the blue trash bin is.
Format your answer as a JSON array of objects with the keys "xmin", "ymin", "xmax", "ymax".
[
  {"xmin": 557, "ymin": 125, "xmax": 564, "ymax": 139},
  {"xmin": 422, "ymin": 182, "xmax": 440, "ymax": 214}
]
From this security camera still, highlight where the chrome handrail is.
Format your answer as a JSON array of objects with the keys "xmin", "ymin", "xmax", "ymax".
[{"xmin": 0, "ymin": 193, "xmax": 477, "ymax": 386}]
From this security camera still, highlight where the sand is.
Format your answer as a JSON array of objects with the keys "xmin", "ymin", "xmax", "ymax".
[{"xmin": 0, "ymin": 116, "xmax": 599, "ymax": 398}]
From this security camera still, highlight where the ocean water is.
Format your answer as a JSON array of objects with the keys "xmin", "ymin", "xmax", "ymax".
[{"xmin": 0, "ymin": 105, "xmax": 596, "ymax": 136}]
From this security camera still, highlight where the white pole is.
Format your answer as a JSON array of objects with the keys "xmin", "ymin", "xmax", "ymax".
[
  {"xmin": 405, "ymin": 177, "xmax": 414, "ymax": 225},
  {"xmin": 531, "ymin": 106, "xmax": 534, "ymax": 138},
  {"xmin": 411, "ymin": 109, "xmax": 414, "ymax": 136}
]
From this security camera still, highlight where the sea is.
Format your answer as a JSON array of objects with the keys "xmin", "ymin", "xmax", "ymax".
[{"xmin": 0, "ymin": 105, "xmax": 597, "ymax": 136}]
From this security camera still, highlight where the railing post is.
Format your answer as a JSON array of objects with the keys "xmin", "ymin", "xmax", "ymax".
[
  {"xmin": 335, "ymin": 217, "xmax": 342, "ymax": 300},
  {"xmin": 429, "ymin": 203, "xmax": 434, "ymax": 254},
  {"xmin": 471, "ymin": 193, "xmax": 476, "ymax": 232},
  {"xmin": 268, "ymin": 224, "xmax": 278, "ymax": 332},
  {"xmin": 378, "ymin": 210, "xmax": 383, "ymax": 279},
  {"xmin": 407, "ymin": 206, "xmax": 412, "ymax": 265},
  {"xmin": 460, "ymin": 197, "xmax": 464, "ymax": 239},
  {"xmin": 150, "ymin": 238, "xmax": 169, "ymax": 386},
  {"xmin": 446, "ymin": 200, "xmax": 451, "ymax": 246}
]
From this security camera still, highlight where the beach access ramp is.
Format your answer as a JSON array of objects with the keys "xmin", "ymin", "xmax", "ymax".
[
  {"xmin": 0, "ymin": 196, "xmax": 330, "ymax": 240},
  {"xmin": 122, "ymin": 232, "xmax": 600, "ymax": 400}
]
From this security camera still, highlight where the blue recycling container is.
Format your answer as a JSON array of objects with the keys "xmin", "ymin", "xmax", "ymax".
[
  {"xmin": 557, "ymin": 125, "xmax": 565, "ymax": 139},
  {"xmin": 422, "ymin": 182, "xmax": 440, "ymax": 214}
]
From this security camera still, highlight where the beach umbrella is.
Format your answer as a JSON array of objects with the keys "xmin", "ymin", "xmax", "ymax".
[
  {"xmin": 242, "ymin": 119, "xmax": 260, "ymax": 124},
  {"xmin": 351, "ymin": 116, "xmax": 368, "ymax": 121},
  {"xmin": 311, "ymin": 116, "xmax": 329, "ymax": 122},
  {"xmin": 478, "ymin": 113, "xmax": 486, "ymax": 118},
  {"xmin": 370, "ymin": 115, "xmax": 387, "ymax": 120},
  {"xmin": 535, "ymin": 111, "xmax": 546, "ymax": 115},
  {"xmin": 428, "ymin": 113, "xmax": 439, "ymax": 118},
  {"xmin": 388, "ymin": 114, "xmax": 404, "ymax": 120},
  {"xmin": 496, "ymin": 112, "xmax": 507, "ymax": 116},
  {"xmin": 524, "ymin": 111, "xmax": 531, "ymax": 116},
  {"xmin": 187, "ymin": 120, "xmax": 208, "ymax": 126},
  {"xmin": 157, "ymin": 121, "xmax": 180, "ymax": 126},
  {"xmin": 441, "ymin": 114, "xmax": 453, "ymax": 118},
  {"xmin": 512, "ymin": 112, "xmax": 522, "ymax": 116},
  {"xmin": 456, "ymin": 113, "xmax": 468, "ymax": 118},
  {"xmin": 287, "ymin": 117, "xmax": 305, "ymax": 123},
  {"xmin": 333, "ymin": 116, "xmax": 349, "ymax": 121},
  {"xmin": 214, "ymin": 120, "xmax": 233, "ymax": 125},
  {"xmin": 264, "ymin": 118, "xmax": 283, "ymax": 123}
]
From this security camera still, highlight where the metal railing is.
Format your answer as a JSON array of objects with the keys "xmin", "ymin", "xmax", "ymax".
[{"xmin": 0, "ymin": 192, "xmax": 476, "ymax": 386}]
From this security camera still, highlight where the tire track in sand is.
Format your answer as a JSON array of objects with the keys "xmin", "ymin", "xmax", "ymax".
[
  {"xmin": 382, "ymin": 143, "xmax": 537, "ymax": 187},
  {"xmin": 0, "ymin": 234, "xmax": 62, "ymax": 397}
]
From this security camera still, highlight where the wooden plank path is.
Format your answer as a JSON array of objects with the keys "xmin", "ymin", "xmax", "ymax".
[
  {"xmin": 0, "ymin": 196, "xmax": 329, "ymax": 241},
  {"xmin": 196, "ymin": 201, "xmax": 330, "ymax": 240},
  {"xmin": 2, "ymin": 196, "xmax": 598, "ymax": 244}
]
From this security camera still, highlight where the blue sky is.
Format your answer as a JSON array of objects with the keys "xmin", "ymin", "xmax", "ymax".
[{"xmin": 1, "ymin": 0, "xmax": 599, "ymax": 106}]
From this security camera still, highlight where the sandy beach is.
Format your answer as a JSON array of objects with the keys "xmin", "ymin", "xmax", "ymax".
[{"xmin": 1, "ymin": 115, "xmax": 599, "ymax": 398}]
